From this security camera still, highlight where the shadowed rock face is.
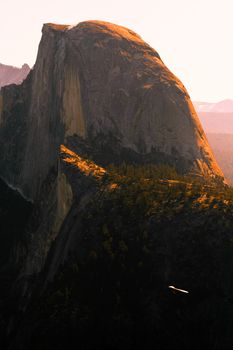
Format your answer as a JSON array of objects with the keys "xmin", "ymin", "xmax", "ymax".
[{"xmin": 0, "ymin": 20, "xmax": 223, "ymax": 200}]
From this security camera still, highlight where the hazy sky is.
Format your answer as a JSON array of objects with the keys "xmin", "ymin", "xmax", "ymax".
[{"xmin": 0, "ymin": 0, "xmax": 232, "ymax": 102}]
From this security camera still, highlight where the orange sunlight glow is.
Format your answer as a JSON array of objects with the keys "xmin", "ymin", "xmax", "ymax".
[{"xmin": 60, "ymin": 144, "xmax": 106, "ymax": 180}]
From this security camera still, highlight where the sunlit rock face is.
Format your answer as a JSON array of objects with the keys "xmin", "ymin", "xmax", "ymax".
[{"xmin": 0, "ymin": 21, "xmax": 223, "ymax": 200}]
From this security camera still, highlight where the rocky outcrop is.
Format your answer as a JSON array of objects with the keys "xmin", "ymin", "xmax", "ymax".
[
  {"xmin": 0, "ymin": 63, "xmax": 30, "ymax": 88},
  {"xmin": 0, "ymin": 21, "xmax": 223, "ymax": 202}
]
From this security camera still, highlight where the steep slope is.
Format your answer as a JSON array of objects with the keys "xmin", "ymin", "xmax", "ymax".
[
  {"xmin": 0, "ymin": 63, "xmax": 30, "ymax": 88},
  {"xmin": 0, "ymin": 21, "xmax": 223, "ymax": 202}
]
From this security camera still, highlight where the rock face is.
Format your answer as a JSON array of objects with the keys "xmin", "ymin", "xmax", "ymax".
[
  {"xmin": 0, "ymin": 21, "xmax": 223, "ymax": 202},
  {"xmin": 0, "ymin": 63, "xmax": 30, "ymax": 88}
]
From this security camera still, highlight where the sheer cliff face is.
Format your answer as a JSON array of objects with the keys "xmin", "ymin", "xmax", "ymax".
[
  {"xmin": 0, "ymin": 63, "xmax": 30, "ymax": 88},
  {"xmin": 0, "ymin": 21, "xmax": 223, "ymax": 200}
]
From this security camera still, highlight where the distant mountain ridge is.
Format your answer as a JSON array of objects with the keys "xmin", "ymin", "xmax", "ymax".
[
  {"xmin": 194, "ymin": 99, "xmax": 233, "ymax": 134},
  {"xmin": 193, "ymin": 99, "xmax": 233, "ymax": 184},
  {"xmin": 206, "ymin": 133, "xmax": 233, "ymax": 185},
  {"xmin": 0, "ymin": 63, "xmax": 30, "ymax": 88},
  {"xmin": 197, "ymin": 111, "xmax": 233, "ymax": 134},
  {"xmin": 194, "ymin": 99, "xmax": 233, "ymax": 113}
]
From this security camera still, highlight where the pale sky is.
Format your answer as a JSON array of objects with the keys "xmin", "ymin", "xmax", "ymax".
[{"xmin": 0, "ymin": 0, "xmax": 232, "ymax": 102}]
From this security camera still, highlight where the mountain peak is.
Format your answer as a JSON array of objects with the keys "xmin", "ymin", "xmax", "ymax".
[
  {"xmin": 43, "ymin": 22, "xmax": 70, "ymax": 31},
  {"xmin": 42, "ymin": 20, "xmax": 158, "ymax": 55},
  {"xmin": 0, "ymin": 20, "xmax": 224, "ymax": 199}
]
